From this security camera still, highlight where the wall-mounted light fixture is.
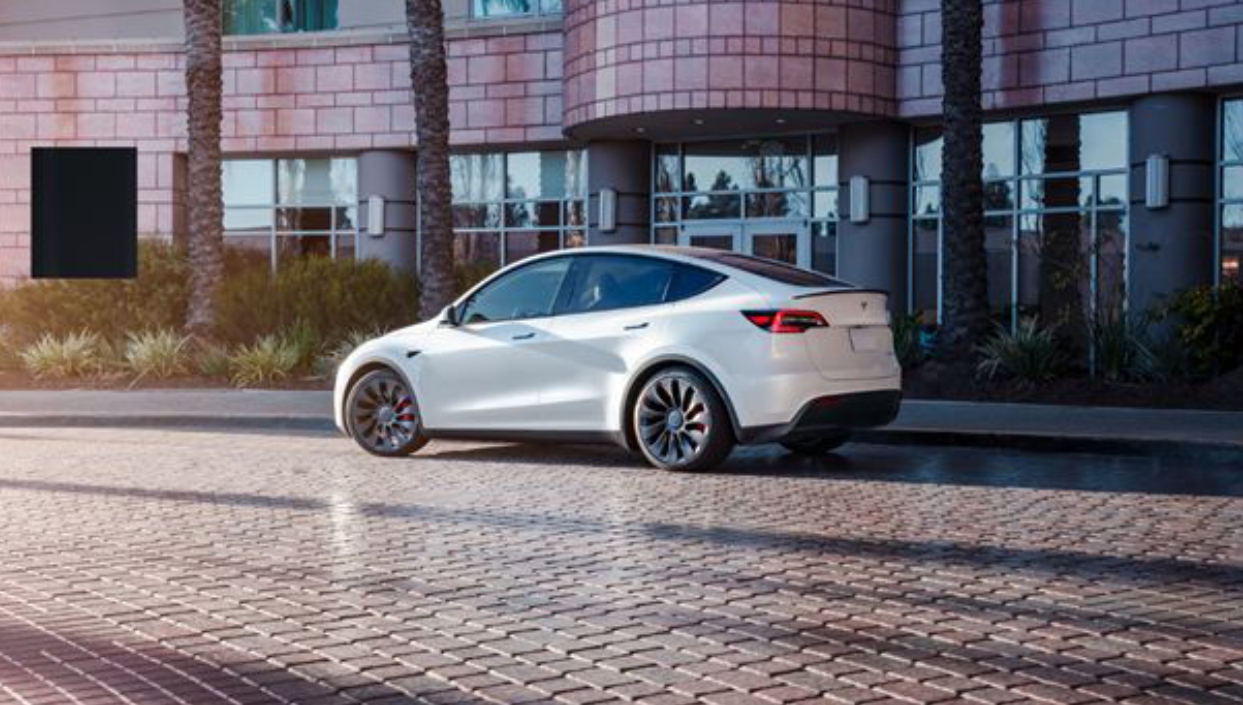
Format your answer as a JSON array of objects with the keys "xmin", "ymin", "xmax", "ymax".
[
  {"xmin": 599, "ymin": 188, "xmax": 617, "ymax": 233},
  {"xmin": 1146, "ymin": 154, "xmax": 1169, "ymax": 210},
  {"xmin": 849, "ymin": 176, "xmax": 870, "ymax": 224},
  {"xmin": 366, "ymin": 195, "xmax": 385, "ymax": 237}
]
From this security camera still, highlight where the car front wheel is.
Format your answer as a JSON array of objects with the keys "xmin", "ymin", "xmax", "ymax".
[
  {"xmin": 346, "ymin": 368, "xmax": 428, "ymax": 457},
  {"xmin": 633, "ymin": 367, "xmax": 734, "ymax": 472}
]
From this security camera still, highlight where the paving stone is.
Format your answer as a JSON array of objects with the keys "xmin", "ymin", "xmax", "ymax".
[{"xmin": 0, "ymin": 429, "xmax": 1239, "ymax": 705}]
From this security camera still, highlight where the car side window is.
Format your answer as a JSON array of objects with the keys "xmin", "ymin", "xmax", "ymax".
[
  {"xmin": 666, "ymin": 264, "xmax": 725, "ymax": 303},
  {"xmin": 458, "ymin": 257, "xmax": 572, "ymax": 324},
  {"xmin": 560, "ymin": 255, "xmax": 674, "ymax": 315}
]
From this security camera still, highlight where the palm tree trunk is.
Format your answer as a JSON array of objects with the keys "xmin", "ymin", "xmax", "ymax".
[
  {"xmin": 939, "ymin": 0, "xmax": 990, "ymax": 355},
  {"xmin": 182, "ymin": 0, "xmax": 225, "ymax": 340},
  {"xmin": 405, "ymin": 0, "xmax": 455, "ymax": 321}
]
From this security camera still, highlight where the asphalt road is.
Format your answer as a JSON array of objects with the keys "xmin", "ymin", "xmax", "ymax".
[{"xmin": 0, "ymin": 428, "xmax": 1240, "ymax": 705}]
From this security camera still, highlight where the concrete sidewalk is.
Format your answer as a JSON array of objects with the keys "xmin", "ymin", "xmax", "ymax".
[{"xmin": 1, "ymin": 389, "xmax": 1240, "ymax": 461}]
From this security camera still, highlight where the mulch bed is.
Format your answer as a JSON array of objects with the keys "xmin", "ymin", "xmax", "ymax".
[{"xmin": 904, "ymin": 361, "xmax": 1243, "ymax": 411}]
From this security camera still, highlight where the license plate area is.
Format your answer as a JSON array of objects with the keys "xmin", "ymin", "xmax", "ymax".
[{"xmin": 849, "ymin": 326, "xmax": 884, "ymax": 353}]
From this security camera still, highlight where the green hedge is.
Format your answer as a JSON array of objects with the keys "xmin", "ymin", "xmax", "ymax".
[
  {"xmin": 213, "ymin": 255, "xmax": 419, "ymax": 346},
  {"xmin": 0, "ymin": 241, "xmax": 190, "ymax": 346},
  {"xmin": 0, "ymin": 241, "xmax": 420, "ymax": 350}
]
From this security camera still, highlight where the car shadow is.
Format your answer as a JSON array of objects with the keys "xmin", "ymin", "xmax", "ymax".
[{"xmin": 424, "ymin": 441, "xmax": 1243, "ymax": 498}]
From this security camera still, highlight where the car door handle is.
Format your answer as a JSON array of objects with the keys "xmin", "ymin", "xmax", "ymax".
[
  {"xmin": 512, "ymin": 332, "xmax": 536, "ymax": 340},
  {"xmin": 624, "ymin": 323, "xmax": 650, "ymax": 331}
]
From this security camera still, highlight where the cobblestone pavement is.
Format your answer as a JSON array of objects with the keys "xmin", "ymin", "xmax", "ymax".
[{"xmin": 0, "ymin": 428, "xmax": 1241, "ymax": 705}]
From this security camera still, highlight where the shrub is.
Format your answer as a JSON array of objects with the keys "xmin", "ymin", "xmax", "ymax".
[
  {"xmin": 197, "ymin": 344, "xmax": 233, "ymax": 379},
  {"xmin": 213, "ymin": 256, "xmax": 419, "ymax": 347},
  {"xmin": 125, "ymin": 329, "xmax": 190, "ymax": 380},
  {"xmin": 0, "ymin": 241, "xmax": 190, "ymax": 346},
  {"xmin": 976, "ymin": 317, "xmax": 1065, "ymax": 385},
  {"xmin": 1164, "ymin": 282, "xmax": 1243, "ymax": 376},
  {"xmin": 891, "ymin": 312, "xmax": 927, "ymax": 369},
  {"xmin": 227, "ymin": 334, "xmax": 300, "ymax": 387},
  {"xmin": 19, "ymin": 331, "xmax": 106, "ymax": 379},
  {"xmin": 315, "ymin": 328, "xmax": 384, "ymax": 378},
  {"xmin": 1091, "ymin": 314, "xmax": 1156, "ymax": 383}
]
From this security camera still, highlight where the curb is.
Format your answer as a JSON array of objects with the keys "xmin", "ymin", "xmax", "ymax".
[
  {"xmin": 2, "ymin": 414, "xmax": 1240, "ymax": 465},
  {"xmin": 0, "ymin": 415, "xmax": 337, "ymax": 433},
  {"xmin": 853, "ymin": 428, "xmax": 1243, "ymax": 465}
]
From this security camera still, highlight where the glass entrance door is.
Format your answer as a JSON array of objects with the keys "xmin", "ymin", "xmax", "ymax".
[
  {"xmin": 679, "ymin": 220, "xmax": 810, "ymax": 268},
  {"xmin": 679, "ymin": 223, "xmax": 740, "ymax": 253},
  {"xmin": 744, "ymin": 220, "xmax": 809, "ymax": 268}
]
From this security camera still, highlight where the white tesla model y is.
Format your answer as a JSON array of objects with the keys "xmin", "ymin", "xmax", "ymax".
[{"xmin": 334, "ymin": 246, "xmax": 901, "ymax": 471}]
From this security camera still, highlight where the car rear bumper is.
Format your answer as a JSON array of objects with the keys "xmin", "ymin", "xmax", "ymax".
[{"xmin": 737, "ymin": 389, "xmax": 902, "ymax": 445}]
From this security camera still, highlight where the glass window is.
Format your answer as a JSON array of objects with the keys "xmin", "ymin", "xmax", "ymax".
[
  {"xmin": 450, "ymin": 150, "xmax": 586, "ymax": 282},
  {"xmin": 459, "ymin": 256, "xmax": 571, "ymax": 324},
  {"xmin": 983, "ymin": 122, "xmax": 1016, "ymax": 179},
  {"xmin": 223, "ymin": 0, "xmax": 337, "ymax": 35},
  {"xmin": 666, "ymin": 264, "xmax": 725, "ymax": 303},
  {"xmin": 561, "ymin": 256, "xmax": 675, "ymax": 314},
  {"xmin": 1021, "ymin": 112, "xmax": 1127, "ymax": 175},
  {"xmin": 473, "ymin": 0, "xmax": 561, "ymax": 18},
  {"xmin": 684, "ymin": 138, "xmax": 807, "ymax": 193},
  {"xmin": 452, "ymin": 153, "xmax": 504, "ymax": 203},
  {"xmin": 222, "ymin": 157, "xmax": 357, "ymax": 268},
  {"xmin": 914, "ymin": 128, "xmax": 943, "ymax": 183}
]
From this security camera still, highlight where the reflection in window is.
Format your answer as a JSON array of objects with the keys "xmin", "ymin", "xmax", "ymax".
[
  {"xmin": 1220, "ymin": 100, "xmax": 1243, "ymax": 284},
  {"xmin": 223, "ymin": 0, "xmax": 337, "ymax": 35},
  {"xmin": 911, "ymin": 111, "xmax": 1130, "ymax": 346},
  {"xmin": 223, "ymin": 157, "xmax": 357, "ymax": 269},
  {"xmin": 653, "ymin": 135, "xmax": 839, "ymax": 276},
  {"xmin": 450, "ymin": 150, "xmax": 587, "ymax": 290},
  {"xmin": 473, "ymin": 0, "xmax": 561, "ymax": 19}
]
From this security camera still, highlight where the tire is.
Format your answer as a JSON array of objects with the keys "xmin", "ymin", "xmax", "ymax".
[
  {"xmin": 781, "ymin": 432, "xmax": 851, "ymax": 456},
  {"xmin": 345, "ymin": 368, "xmax": 429, "ymax": 458},
  {"xmin": 632, "ymin": 367, "xmax": 734, "ymax": 472}
]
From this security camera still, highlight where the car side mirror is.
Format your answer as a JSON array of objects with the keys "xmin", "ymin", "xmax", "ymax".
[{"xmin": 441, "ymin": 304, "xmax": 460, "ymax": 327}]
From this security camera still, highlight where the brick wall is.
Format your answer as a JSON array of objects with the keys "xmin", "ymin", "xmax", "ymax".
[
  {"xmin": 898, "ymin": 0, "xmax": 1243, "ymax": 118},
  {"xmin": 0, "ymin": 30, "xmax": 563, "ymax": 281},
  {"xmin": 563, "ymin": 0, "xmax": 899, "ymax": 130}
]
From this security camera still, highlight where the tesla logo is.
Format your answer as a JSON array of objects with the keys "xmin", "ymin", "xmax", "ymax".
[{"xmin": 860, "ymin": 301, "xmax": 869, "ymax": 311}]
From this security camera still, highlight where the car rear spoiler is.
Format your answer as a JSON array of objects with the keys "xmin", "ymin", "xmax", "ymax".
[{"xmin": 793, "ymin": 287, "xmax": 890, "ymax": 300}]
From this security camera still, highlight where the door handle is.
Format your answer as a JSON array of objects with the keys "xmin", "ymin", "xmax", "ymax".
[
  {"xmin": 624, "ymin": 322, "xmax": 650, "ymax": 331},
  {"xmin": 511, "ymin": 332, "xmax": 535, "ymax": 340}
]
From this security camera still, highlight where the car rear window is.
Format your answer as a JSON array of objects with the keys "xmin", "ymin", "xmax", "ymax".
[{"xmin": 690, "ymin": 251, "xmax": 848, "ymax": 288}]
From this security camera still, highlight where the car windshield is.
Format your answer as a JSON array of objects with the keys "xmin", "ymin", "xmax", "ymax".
[{"xmin": 687, "ymin": 251, "xmax": 849, "ymax": 288}]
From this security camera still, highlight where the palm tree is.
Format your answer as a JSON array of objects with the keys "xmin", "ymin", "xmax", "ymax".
[
  {"xmin": 405, "ymin": 0, "xmax": 455, "ymax": 321},
  {"xmin": 938, "ymin": 0, "xmax": 990, "ymax": 356},
  {"xmin": 182, "ymin": 0, "xmax": 225, "ymax": 339}
]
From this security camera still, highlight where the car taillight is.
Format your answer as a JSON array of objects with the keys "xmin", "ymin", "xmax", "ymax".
[{"xmin": 742, "ymin": 309, "xmax": 829, "ymax": 334}]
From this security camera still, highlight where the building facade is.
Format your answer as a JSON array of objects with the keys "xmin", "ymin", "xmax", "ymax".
[{"xmin": 2, "ymin": 0, "xmax": 1243, "ymax": 329}]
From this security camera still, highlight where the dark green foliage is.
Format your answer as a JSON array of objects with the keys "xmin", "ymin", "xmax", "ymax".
[
  {"xmin": 0, "ymin": 241, "xmax": 190, "ymax": 346},
  {"xmin": 1164, "ymin": 282, "xmax": 1243, "ymax": 376},
  {"xmin": 212, "ymin": 256, "xmax": 420, "ymax": 347},
  {"xmin": 976, "ymin": 317, "xmax": 1066, "ymax": 386},
  {"xmin": 0, "ymin": 243, "xmax": 419, "ymax": 359},
  {"xmin": 891, "ymin": 312, "xmax": 927, "ymax": 370}
]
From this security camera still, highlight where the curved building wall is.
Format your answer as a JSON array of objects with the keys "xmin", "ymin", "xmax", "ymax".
[{"xmin": 562, "ymin": 0, "xmax": 900, "ymax": 137}]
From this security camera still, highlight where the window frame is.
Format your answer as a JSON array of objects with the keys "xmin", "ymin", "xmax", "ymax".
[
  {"xmin": 456, "ymin": 254, "xmax": 575, "ymax": 325},
  {"xmin": 222, "ymin": 156, "xmax": 358, "ymax": 271},
  {"xmin": 222, "ymin": 0, "xmax": 339, "ymax": 36},
  {"xmin": 906, "ymin": 109, "xmax": 1131, "ymax": 337},
  {"xmin": 553, "ymin": 254, "xmax": 686, "ymax": 317}
]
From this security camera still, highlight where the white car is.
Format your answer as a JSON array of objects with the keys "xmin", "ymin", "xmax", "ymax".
[{"xmin": 334, "ymin": 246, "xmax": 901, "ymax": 472}]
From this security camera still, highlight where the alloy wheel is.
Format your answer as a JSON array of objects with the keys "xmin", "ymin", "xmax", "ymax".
[
  {"xmin": 637, "ymin": 374, "xmax": 712, "ymax": 467},
  {"xmin": 350, "ymin": 373, "xmax": 419, "ymax": 452}
]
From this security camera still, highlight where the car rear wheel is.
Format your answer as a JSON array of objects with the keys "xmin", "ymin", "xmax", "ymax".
[
  {"xmin": 346, "ymin": 369, "xmax": 428, "ymax": 457},
  {"xmin": 781, "ymin": 432, "xmax": 851, "ymax": 456},
  {"xmin": 633, "ymin": 367, "xmax": 734, "ymax": 472}
]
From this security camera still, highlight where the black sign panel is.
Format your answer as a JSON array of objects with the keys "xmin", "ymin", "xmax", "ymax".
[{"xmin": 31, "ymin": 147, "xmax": 137, "ymax": 279}]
